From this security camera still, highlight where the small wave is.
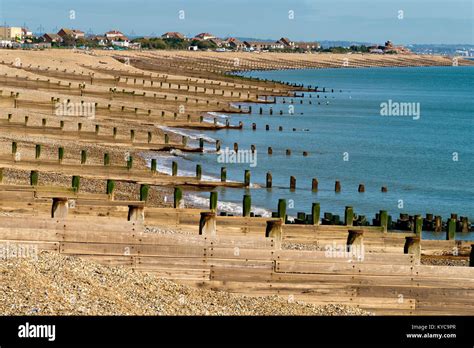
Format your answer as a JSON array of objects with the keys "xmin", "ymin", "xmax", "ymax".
[
  {"xmin": 203, "ymin": 118, "xmax": 225, "ymax": 126},
  {"xmin": 186, "ymin": 193, "xmax": 272, "ymax": 217},
  {"xmin": 156, "ymin": 125, "xmax": 217, "ymax": 143},
  {"xmin": 206, "ymin": 112, "xmax": 229, "ymax": 119}
]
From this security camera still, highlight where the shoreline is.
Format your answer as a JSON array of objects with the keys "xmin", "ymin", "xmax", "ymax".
[{"xmin": 0, "ymin": 49, "xmax": 472, "ymax": 316}]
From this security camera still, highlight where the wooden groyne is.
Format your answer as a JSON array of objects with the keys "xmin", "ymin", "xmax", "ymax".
[{"xmin": 0, "ymin": 181, "xmax": 472, "ymax": 315}]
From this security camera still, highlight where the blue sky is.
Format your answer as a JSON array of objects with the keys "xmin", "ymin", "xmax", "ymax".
[{"xmin": 0, "ymin": 0, "xmax": 472, "ymax": 44}]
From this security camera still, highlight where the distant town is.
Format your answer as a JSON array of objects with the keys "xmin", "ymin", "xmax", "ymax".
[{"xmin": 0, "ymin": 25, "xmax": 472, "ymax": 56}]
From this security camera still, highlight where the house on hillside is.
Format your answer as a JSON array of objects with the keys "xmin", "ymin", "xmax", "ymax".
[
  {"xmin": 279, "ymin": 37, "xmax": 294, "ymax": 48},
  {"xmin": 294, "ymin": 41, "xmax": 320, "ymax": 51},
  {"xmin": 194, "ymin": 32, "xmax": 215, "ymax": 40},
  {"xmin": 383, "ymin": 40, "xmax": 411, "ymax": 54},
  {"xmin": 105, "ymin": 30, "xmax": 130, "ymax": 47},
  {"xmin": 105, "ymin": 30, "xmax": 129, "ymax": 41},
  {"xmin": 161, "ymin": 32, "xmax": 185, "ymax": 39},
  {"xmin": 243, "ymin": 40, "xmax": 285, "ymax": 51},
  {"xmin": 21, "ymin": 28, "xmax": 33, "ymax": 38},
  {"xmin": 277, "ymin": 37, "xmax": 319, "ymax": 51},
  {"xmin": 226, "ymin": 37, "xmax": 245, "ymax": 50},
  {"xmin": 209, "ymin": 37, "xmax": 225, "ymax": 47},
  {"xmin": 57, "ymin": 28, "xmax": 85, "ymax": 40},
  {"xmin": 89, "ymin": 35, "xmax": 107, "ymax": 46},
  {"xmin": 369, "ymin": 47, "xmax": 384, "ymax": 54},
  {"xmin": 43, "ymin": 33, "xmax": 63, "ymax": 44}
]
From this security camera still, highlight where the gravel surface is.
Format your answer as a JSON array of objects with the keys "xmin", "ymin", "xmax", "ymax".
[
  {"xmin": 421, "ymin": 255, "xmax": 469, "ymax": 267},
  {"xmin": 283, "ymin": 242, "xmax": 321, "ymax": 251},
  {"xmin": 0, "ymin": 252, "xmax": 372, "ymax": 316}
]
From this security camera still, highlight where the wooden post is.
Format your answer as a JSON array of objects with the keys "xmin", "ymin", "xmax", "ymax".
[
  {"xmin": 345, "ymin": 206, "xmax": 354, "ymax": 226},
  {"xmin": 414, "ymin": 215, "xmax": 422, "ymax": 236},
  {"xmin": 126, "ymin": 156, "xmax": 133, "ymax": 170},
  {"xmin": 243, "ymin": 194, "xmax": 251, "ymax": 217},
  {"xmin": 58, "ymin": 147, "xmax": 64, "ymax": 163},
  {"xmin": 80, "ymin": 150, "xmax": 87, "ymax": 165},
  {"xmin": 30, "ymin": 170, "xmax": 39, "ymax": 186},
  {"xmin": 346, "ymin": 230, "xmax": 364, "ymax": 259},
  {"xmin": 128, "ymin": 204, "xmax": 144, "ymax": 221},
  {"xmin": 106, "ymin": 179, "xmax": 115, "ymax": 200},
  {"xmin": 196, "ymin": 164, "xmax": 202, "ymax": 180},
  {"xmin": 35, "ymin": 144, "xmax": 41, "ymax": 159},
  {"xmin": 404, "ymin": 236, "xmax": 421, "ymax": 265},
  {"xmin": 199, "ymin": 212, "xmax": 216, "ymax": 236},
  {"xmin": 221, "ymin": 167, "xmax": 227, "ymax": 182},
  {"xmin": 358, "ymin": 184, "xmax": 365, "ymax": 193},
  {"xmin": 311, "ymin": 203, "xmax": 320, "ymax": 225},
  {"xmin": 210, "ymin": 192, "xmax": 218, "ymax": 211},
  {"xmin": 265, "ymin": 220, "xmax": 282, "ymax": 249},
  {"xmin": 174, "ymin": 187, "xmax": 183, "ymax": 208},
  {"xmin": 278, "ymin": 199, "xmax": 286, "ymax": 222},
  {"xmin": 244, "ymin": 170, "xmax": 250, "ymax": 187},
  {"xmin": 266, "ymin": 172, "xmax": 272, "ymax": 188},
  {"xmin": 447, "ymin": 218, "xmax": 456, "ymax": 240},
  {"xmin": 104, "ymin": 153, "xmax": 110, "ymax": 166},
  {"xmin": 379, "ymin": 210, "xmax": 388, "ymax": 232},
  {"xmin": 460, "ymin": 217, "xmax": 469, "ymax": 233},
  {"xmin": 290, "ymin": 176, "xmax": 296, "ymax": 191},
  {"xmin": 72, "ymin": 175, "xmax": 80, "ymax": 192},
  {"xmin": 434, "ymin": 215, "xmax": 442, "ymax": 232},
  {"xmin": 312, "ymin": 178, "xmax": 318, "ymax": 192},
  {"xmin": 151, "ymin": 159, "xmax": 157, "ymax": 173},
  {"xmin": 140, "ymin": 184, "xmax": 149, "ymax": 202},
  {"xmin": 335, "ymin": 180, "xmax": 341, "ymax": 192},
  {"xmin": 51, "ymin": 198, "xmax": 69, "ymax": 219},
  {"xmin": 172, "ymin": 161, "xmax": 178, "ymax": 176}
]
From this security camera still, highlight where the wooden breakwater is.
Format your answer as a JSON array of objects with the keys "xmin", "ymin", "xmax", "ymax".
[{"xmin": 0, "ymin": 181, "xmax": 473, "ymax": 315}]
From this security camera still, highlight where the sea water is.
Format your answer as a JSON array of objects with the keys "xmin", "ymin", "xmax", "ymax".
[{"xmin": 149, "ymin": 66, "xmax": 474, "ymax": 239}]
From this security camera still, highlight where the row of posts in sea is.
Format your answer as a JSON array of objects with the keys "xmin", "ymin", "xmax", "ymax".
[
  {"xmin": 247, "ymin": 75, "xmax": 338, "ymax": 93},
  {"xmin": 233, "ymin": 95, "xmax": 334, "ymax": 114},
  {"xmin": 172, "ymin": 157, "xmax": 389, "ymax": 194}
]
